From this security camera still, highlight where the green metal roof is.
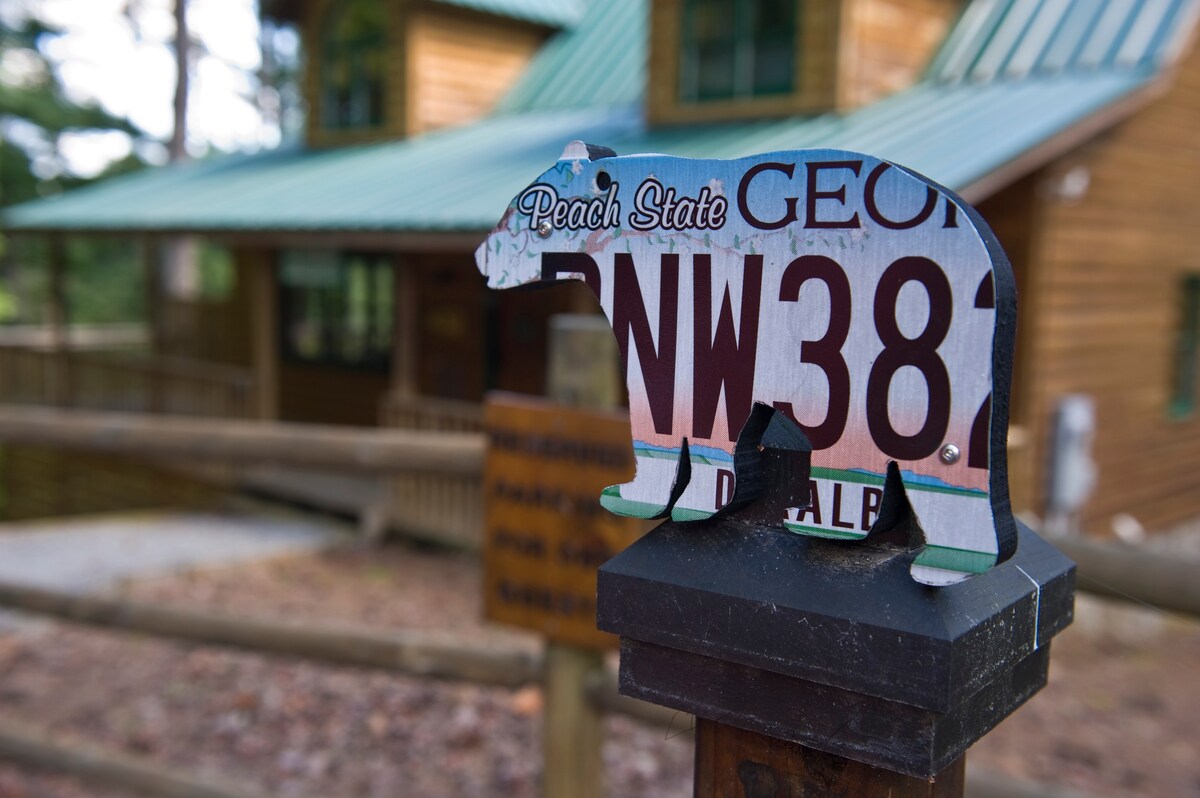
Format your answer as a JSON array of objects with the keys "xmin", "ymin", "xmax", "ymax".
[
  {"xmin": 928, "ymin": 0, "xmax": 1199, "ymax": 82},
  {"xmin": 496, "ymin": 0, "xmax": 645, "ymax": 112},
  {"xmin": 264, "ymin": 0, "xmax": 585, "ymax": 29},
  {"xmin": 3, "ymin": 0, "xmax": 1196, "ymax": 238}
]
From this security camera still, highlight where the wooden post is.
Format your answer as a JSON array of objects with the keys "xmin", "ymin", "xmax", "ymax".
[
  {"xmin": 141, "ymin": 236, "xmax": 168, "ymax": 414},
  {"xmin": 391, "ymin": 256, "xmax": 419, "ymax": 400},
  {"xmin": 45, "ymin": 236, "xmax": 69, "ymax": 406},
  {"xmin": 599, "ymin": 478, "xmax": 1075, "ymax": 787},
  {"xmin": 694, "ymin": 720, "xmax": 965, "ymax": 798},
  {"xmin": 246, "ymin": 250, "xmax": 279, "ymax": 420},
  {"xmin": 540, "ymin": 314, "xmax": 620, "ymax": 798}
]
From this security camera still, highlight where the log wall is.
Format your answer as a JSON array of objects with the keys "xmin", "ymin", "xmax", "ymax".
[
  {"xmin": 407, "ymin": 6, "xmax": 545, "ymax": 135},
  {"xmin": 838, "ymin": 0, "xmax": 960, "ymax": 109},
  {"xmin": 301, "ymin": 0, "xmax": 545, "ymax": 146},
  {"xmin": 1023, "ymin": 39, "xmax": 1200, "ymax": 534}
]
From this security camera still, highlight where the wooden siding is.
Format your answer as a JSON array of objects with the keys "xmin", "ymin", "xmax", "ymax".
[
  {"xmin": 1022, "ymin": 38, "xmax": 1200, "ymax": 535},
  {"xmin": 160, "ymin": 262, "xmax": 253, "ymax": 369},
  {"xmin": 647, "ymin": 0, "xmax": 841, "ymax": 126},
  {"xmin": 491, "ymin": 281, "xmax": 596, "ymax": 398},
  {"xmin": 407, "ymin": 252, "xmax": 595, "ymax": 402},
  {"xmin": 278, "ymin": 363, "xmax": 391, "ymax": 426},
  {"xmin": 301, "ymin": 0, "xmax": 545, "ymax": 145},
  {"xmin": 974, "ymin": 175, "xmax": 1040, "ymax": 516},
  {"xmin": 413, "ymin": 252, "xmax": 488, "ymax": 400},
  {"xmin": 406, "ymin": 6, "xmax": 545, "ymax": 135},
  {"xmin": 838, "ymin": 0, "xmax": 960, "ymax": 109}
]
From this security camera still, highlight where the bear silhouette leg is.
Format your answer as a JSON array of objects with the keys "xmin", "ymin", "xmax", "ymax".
[
  {"xmin": 670, "ymin": 404, "xmax": 783, "ymax": 523},
  {"xmin": 599, "ymin": 440, "xmax": 692, "ymax": 519},
  {"xmin": 904, "ymin": 481, "xmax": 999, "ymax": 587},
  {"xmin": 669, "ymin": 451, "xmax": 735, "ymax": 521}
]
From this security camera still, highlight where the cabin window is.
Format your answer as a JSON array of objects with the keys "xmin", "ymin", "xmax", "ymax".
[
  {"xmin": 320, "ymin": 0, "xmax": 387, "ymax": 130},
  {"xmin": 278, "ymin": 251, "xmax": 393, "ymax": 371},
  {"xmin": 679, "ymin": 0, "xmax": 796, "ymax": 102},
  {"xmin": 1170, "ymin": 275, "xmax": 1200, "ymax": 417}
]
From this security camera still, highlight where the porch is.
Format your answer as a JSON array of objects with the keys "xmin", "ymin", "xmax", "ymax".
[{"xmin": 0, "ymin": 336, "xmax": 489, "ymax": 547}]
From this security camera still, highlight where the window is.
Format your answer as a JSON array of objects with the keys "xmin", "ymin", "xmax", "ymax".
[
  {"xmin": 1170, "ymin": 275, "xmax": 1200, "ymax": 417},
  {"xmin": 279, "ymin": 251, "xmax": 393, "ymax": 371},
  {"xmin": 679, "ymin": 0, "xmax": 795, "ymax": 102},
  {"xmin": 320, "ymin": 0, "xmax": 387, "ymax": 130}
]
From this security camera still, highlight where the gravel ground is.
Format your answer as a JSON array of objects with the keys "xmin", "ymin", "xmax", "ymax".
[{"xmin": 0, "ymin": 542, "xmax": 1195, "ymax": 798}]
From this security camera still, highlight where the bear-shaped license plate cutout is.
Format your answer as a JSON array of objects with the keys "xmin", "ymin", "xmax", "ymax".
[{"xmin": 476, "ymin": 142, "xmax": 1017, "ymax": 587}]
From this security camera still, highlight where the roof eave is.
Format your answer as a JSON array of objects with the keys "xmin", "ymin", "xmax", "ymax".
[
  {"xmin": 0, "ymin": 225, "xmax": 490, "ymax": 254},
  {"xmin": 957, "ymin": 76, "xmax": 1170, "ymax": 204}
]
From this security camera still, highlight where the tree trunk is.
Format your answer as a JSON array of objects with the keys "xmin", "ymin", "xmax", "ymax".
[{"xmin": 170, "ymin": 0, "xmax": 188, "ymax": 162}]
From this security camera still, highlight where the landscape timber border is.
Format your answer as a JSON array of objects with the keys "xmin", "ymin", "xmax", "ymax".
[
  {"xmin": 0, "ymin": 579, "xmax": 1101, "ymax": 798},
  {"xmin": 0, "ymin": 404, "xmax": 1194, "ymax": 617}
]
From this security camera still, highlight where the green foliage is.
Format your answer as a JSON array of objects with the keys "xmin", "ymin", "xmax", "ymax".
[
  {"xmin": 0, "ymin": 13, "xmax": 146, "ymax": 207},
  {"xmin": 0, "ymin": 8, "xmax": 152, "ymax": 327},
  {"xmin": 198, "ymin": 243, "xmax": 236, "ymax": 301},
  {"xmin": 65, "ymin": 237, "xmax": 146, "ymax": 324}
]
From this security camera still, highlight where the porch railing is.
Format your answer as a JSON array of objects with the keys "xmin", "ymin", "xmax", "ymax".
[
  {"xmin": 381, "ymin": 392, "xmax": 486, "ymax": 547},
  {"xmin": 0, "ymin": 345, "xmax": 257, "ymax": 420}
]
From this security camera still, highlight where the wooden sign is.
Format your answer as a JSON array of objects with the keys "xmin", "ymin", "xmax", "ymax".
[
  {"xmin": 483, "ymin": 392, "xmax": 647, "ymax": 649},
  {"xmin": 477, "ymin": 143, "xmax": 1017, "ymax": 587}
]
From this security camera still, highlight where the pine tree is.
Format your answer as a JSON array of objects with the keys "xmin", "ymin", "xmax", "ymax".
[{"xmin": 0, "ymin": 11, "xmax": 143, "ymax": 207}]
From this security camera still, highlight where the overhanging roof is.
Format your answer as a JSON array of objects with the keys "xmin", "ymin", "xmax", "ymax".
[
  {"xmin": 3, "ymin": 0, "xmax": 1195, "ymax": 241},
  {"xmin": 264, "ymin": 0, "xmax": 585, "ymax": 29}
]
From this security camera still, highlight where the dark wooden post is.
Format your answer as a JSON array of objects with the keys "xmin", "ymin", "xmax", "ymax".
[
  {"xmin": 246, "ymin": 250, "xmax": 278, "ymax": 421},
  {"xmin": 694, "ymin": 720, "xmax": 965, "ymax": 798},
  {"xmin": 597, "ymin": 446, "xmax": 1075, "ymax": 791}
]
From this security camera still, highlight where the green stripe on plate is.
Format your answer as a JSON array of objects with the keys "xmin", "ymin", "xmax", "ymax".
[
  {"xmin": 809, "ymin": 467, "xmax": 986, "ymax": 498},
  {"xmin": 913, "ymin": 545, "xmax": 996, "ymax": 574},
  {"xmin": 599, "ymin": 489, "xmax": 665, "ymax": 519},
  {"xmin": 782, "ymin": 523, "xmax": 867, "ymax": 541},
  {"xmin": 671, "ymin": 506, "xmax": 716, "ymax": 522},
  {"xmin": 810, "ymin": 467, "xmax": 886, "ymax": 486}
]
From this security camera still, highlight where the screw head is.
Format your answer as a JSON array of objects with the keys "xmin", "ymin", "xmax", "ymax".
[
  {"xmin": 939, "ymin": 444, "xmax": 961, "ymax": 465},
  {"xmin": 536, "ymin": 221, "xmax": 553, "ymax": 238}
]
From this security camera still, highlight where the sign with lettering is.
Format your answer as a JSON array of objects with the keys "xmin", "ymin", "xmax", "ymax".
[
  {"xmin": 477, "ymin": 143, "xmax": 1017, "ymax": 586},
  {"xmin": 483, "ymin": 393, "xmax": 648, "ymax": 648}
]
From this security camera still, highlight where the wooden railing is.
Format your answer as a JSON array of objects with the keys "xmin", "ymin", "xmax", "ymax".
[
  {"xmin": 381, "ymin": 392, "xmax": 486, "ymax": 548},
  {"xmin": 381, "ymin": 393, "xmax": 485, "ymax": 432},
  {"xmin": 0, "ymin": 346, "xmax": 257, "ymax": 420}
]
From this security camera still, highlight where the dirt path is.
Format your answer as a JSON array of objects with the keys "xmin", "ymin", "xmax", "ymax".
[{"xmin": 0, "ymin": 543, "xmax": 1195, "ymax": 797}]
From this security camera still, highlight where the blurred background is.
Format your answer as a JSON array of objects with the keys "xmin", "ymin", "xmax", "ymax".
[{"xmin": 0, "ymin": 0, "xmax": 1197, "ymax": 796}]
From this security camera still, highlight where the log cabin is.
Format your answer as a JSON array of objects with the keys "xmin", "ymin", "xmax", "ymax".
[{"xmin": 2, "ymin": 0, "xmax": 1199, "ymax": 542}]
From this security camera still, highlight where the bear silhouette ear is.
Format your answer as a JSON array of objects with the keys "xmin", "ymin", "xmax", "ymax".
[{"xmin": 558, "ymin": 140, "xmax": 617, "ymax": 161}]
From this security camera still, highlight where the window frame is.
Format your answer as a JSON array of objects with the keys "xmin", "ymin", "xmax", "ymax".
[
  {"xmin": 277, "ymin": 250, "xmax": 395, "ymax": 373},
  {"xmin": 319, "ymin": 0, "xmax": 388, "ymax": 132},
  {"xmin": 1170, "ymin": 274, "xmax": 1200, "ymax": 418},
  {"xmin": 678, "ymin": 0, "xmax": 797, "ymax": 104}
]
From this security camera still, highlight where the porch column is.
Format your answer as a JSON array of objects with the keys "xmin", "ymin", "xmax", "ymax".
[
  {"xmin": 45, "ymin": 235, "xmax": 69, "ymax": 405},
  {"xmin": 391, "ymin": 256, "xmax": 418, "ymax": 399},
  {"xmin": 247, "ymin": 250, "xmax": 279, "ymax": 420},
  {"xmin": 46, "ymin": 236, "xmax": 68, "ymax": 346}
]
